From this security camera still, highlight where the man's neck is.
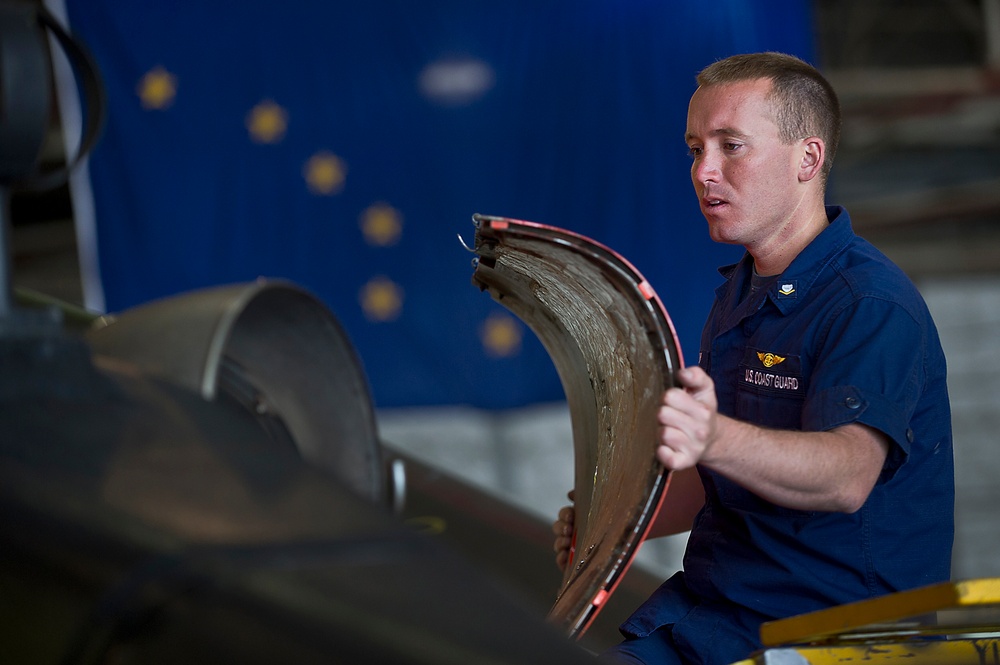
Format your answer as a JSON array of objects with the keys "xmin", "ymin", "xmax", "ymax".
[{"xmin": 750, "ymin": 204, "xmax": 830, "ymax": 276}]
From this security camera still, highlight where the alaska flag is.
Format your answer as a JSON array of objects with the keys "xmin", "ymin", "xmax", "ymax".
[{"xmin": 48, "ymin": 1, "xmax": 813, "ymax": 409}]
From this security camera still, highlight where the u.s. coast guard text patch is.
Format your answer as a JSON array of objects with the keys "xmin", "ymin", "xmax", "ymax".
[{"xmin": 740, "ymin": 347, "xmax": 803, "ymax": 395}]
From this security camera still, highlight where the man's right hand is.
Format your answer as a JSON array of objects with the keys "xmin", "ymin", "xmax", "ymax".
[{"xmin": 552, "ymin": 490, "xmax": 575, "ymax": 572}]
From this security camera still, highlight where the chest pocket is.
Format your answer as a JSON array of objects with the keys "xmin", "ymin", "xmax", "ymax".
[{"xmin": 735, "ymin": 347, "xmax": 806, "ymax": 429}]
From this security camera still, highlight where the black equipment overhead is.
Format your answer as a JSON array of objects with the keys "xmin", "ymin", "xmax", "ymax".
[{"xmin": 0, "ymin": 2, "xmax": 105, "ymax": 190}]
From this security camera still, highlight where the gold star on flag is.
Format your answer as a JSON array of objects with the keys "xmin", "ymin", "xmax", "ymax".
[
  {"xmin": 481, "ymin": 313, "xmax": 522, "ymax": 357},
  {"xmin": 304, "ymin": 151, "xmax": 347, "ymax": 195},
  {"xmin": 360, "ymin": 276, "xmax": 403, "ymax": 322},
  {"xmin": 137, "ymin": 66, "xmax": 177, "ymax": 110},
  {"xmin": 246, "ymin": 100, "xmax": 288, "ymax": 144},
  {"xmin": 360, "ymin": 203, "xmax": 403, "ymax": 246}
]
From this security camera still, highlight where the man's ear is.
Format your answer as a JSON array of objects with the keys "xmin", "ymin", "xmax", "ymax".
[{"xmin": 798, "ymin": 137, "xmax": 825, "ymax": 183}]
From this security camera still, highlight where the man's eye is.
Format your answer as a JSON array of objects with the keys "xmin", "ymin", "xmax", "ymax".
[
  {"xmin": 687, "ymin": 146, "xmax": 702, "ymax": 158},
  {"xmin": 723, "ymin": 142, "xmax": 742, "ymax": 151}
]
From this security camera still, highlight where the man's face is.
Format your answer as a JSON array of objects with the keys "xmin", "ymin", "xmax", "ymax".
[{"xmin": 684, "ymin": 78, "xmax": 805, "ymax": 253}]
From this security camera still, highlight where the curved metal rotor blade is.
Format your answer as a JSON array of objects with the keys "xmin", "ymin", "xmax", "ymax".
[{"xmin": 470, "ymin": 213, "xmax": 684, "ymax": 638}]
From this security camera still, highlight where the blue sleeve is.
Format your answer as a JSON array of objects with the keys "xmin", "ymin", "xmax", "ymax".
[{"xmin": 801, "ymin": 295, "xmax": 927, "ymax": 473}]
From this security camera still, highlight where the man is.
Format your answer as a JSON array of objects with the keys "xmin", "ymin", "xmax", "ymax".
[{"xmin": 552, "ymin": 52, "xmax": 954, "ymax": 665}]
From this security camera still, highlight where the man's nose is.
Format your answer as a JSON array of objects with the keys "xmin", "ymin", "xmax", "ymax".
[{"xmin": 692, "ymin": 152, "xmax": 720, "ymax": 185}]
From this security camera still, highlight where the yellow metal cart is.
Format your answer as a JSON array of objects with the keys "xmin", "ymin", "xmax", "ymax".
[{"xmin": 736, "ymin": 578, "xmax": 1000, "ymax": 664}]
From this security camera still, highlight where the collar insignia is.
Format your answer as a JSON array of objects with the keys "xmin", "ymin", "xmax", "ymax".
[
  {"xmin": 757, "ymin": 351, "xmax": 786, "ymax": 368},
  {"xmin": 778, "ymin": 282, "xmax": 796, "ymax": 297}
]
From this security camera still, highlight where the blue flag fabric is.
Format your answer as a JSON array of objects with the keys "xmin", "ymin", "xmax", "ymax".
[{"xmin": 50, "ymin": 0, "xmax": 813, "ymax": 409}]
